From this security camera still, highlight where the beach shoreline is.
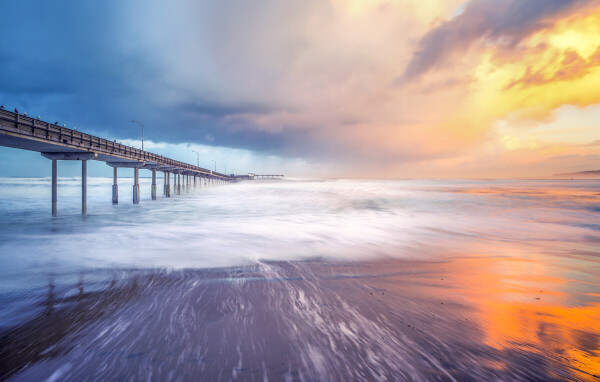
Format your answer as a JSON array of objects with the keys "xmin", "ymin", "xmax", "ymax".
[{"xmin": 2, "ymin": 254, "xmax": 598, "ymax": 381}]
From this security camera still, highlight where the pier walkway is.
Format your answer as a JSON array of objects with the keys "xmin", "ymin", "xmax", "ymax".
[{"xmin": 0, "ymin": 108, "xmax": 233, "ymax": 215}]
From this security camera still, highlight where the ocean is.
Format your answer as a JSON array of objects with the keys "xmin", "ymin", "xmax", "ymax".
[{"xmin": 0, "ymin": 177, "xmax": 598, "ymax": 381}]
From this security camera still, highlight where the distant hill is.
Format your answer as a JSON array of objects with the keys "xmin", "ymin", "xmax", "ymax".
[{"xmin": 552, "ymin": 170, "xmax": 600, "ymax": 179}]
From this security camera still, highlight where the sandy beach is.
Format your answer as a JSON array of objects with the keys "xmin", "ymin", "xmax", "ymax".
[{"xmin": 2, "ymin": 253, "xmax": 599, "ymax": 381}]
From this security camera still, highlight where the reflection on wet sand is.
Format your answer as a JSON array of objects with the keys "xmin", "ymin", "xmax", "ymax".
[
  {"xmin": 2, "ymin": 254, "xmax": 598, "ymax": 381},
  {"xmin": 442, "ymin": 255, "xmax": 600, "ymax": 381},
  {"xmin": 0, "ymin": 272, "xmax": 142, "ymax": 380}
]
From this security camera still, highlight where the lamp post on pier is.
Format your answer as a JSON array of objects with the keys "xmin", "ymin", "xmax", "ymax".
[
  {"xmin": 130, "ymin": 120, "xmax": 144, "ymax": 151},
  {"xmin": 192, "ymin": 150, "xmax": 200, "ymax": 166}
]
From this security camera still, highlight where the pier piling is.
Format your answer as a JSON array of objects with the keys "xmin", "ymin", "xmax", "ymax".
[
  {"xmin": 133, "ymin": 168, "xmax": 140, "ymax": 204},
  {"xmin": 112, "ymin": 167, "xmax": 118, "ymax": 204},
  {"xmin": 166, "ymin": 172, "xmax": 171, "ymax": 197},
  {"xmin": 151, "ymin": 169, "xmax": 157, "ymax": 200},
  {"xmin": 82, "ymin": 160, "xmax": 87, "ymax": 216},
  {"xmin": 52, "ymin": 159, "xmax": 57, "ymax": 216}
]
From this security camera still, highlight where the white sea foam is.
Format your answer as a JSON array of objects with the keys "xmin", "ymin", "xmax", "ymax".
[{"xmin": 0, "ymin": 178, "xmax": 598, "ymax": 275}]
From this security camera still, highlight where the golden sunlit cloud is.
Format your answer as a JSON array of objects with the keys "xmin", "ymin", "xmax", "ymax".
[
  {"xmin": 394, "ymin": 1, "xmax": 600, "ymax": 177},
  {"xmin": 127, "ymin": 0, "xmax": 600, "ymax": 178}
]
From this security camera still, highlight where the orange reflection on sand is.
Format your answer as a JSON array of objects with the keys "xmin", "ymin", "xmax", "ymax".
[{"xmin": 446, "ymin": 255, "xmax": 600, "ymax": 380}]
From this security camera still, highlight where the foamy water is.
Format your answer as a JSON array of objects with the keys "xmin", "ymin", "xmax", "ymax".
[
  {"xmin": 0, "ymin": 178, "xmax": 599, "ymax": 380},
  {"xmin": 0, "ymin": 178, "xmax": 597, "ymax": 272}
]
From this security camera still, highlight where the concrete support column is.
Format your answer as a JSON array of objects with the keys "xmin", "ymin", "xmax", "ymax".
[
  {"xmin": 112, "ymin": 167, "xmax": 118, "ymax": 204},
  {"xmin": 82, "ymin": 160, "xmax": 87, "ymax": 216},
  {"xmin": 133, "ymin": 168, "xmax": 140, "ymax": 204},
  {"xmin": 177, "ymin": 174, "xmax": 181, "ymax": 195},
  {"xmin": 52, "ymin": 159, "xmax": 57, "ymax": 216},
  {"xmin": 166, "ymin": 172, "xmax": 171, "ymax": 197},
  {"xmin": 151, "ymin": 169, "xmax": 157, "ymax": 200},
  {"xmin": 163, "ymin": 172, "xmax": 167, "ymax": 196}
]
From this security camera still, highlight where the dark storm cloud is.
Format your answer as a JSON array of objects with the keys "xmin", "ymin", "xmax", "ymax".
[
  {"xmin": 181, "ymin": 101, "xmax": 277, "ymax": 119},
  {"xmin": 403, "ymin": 0, "xmax": 593, "ymax": 79},
  {"xmin": 1, "ymin": 2, "xmax": 149, "ymax": 125},
  {"xmin": 0, "ymin": 1, "xmax": 301, "ymax": 155}
]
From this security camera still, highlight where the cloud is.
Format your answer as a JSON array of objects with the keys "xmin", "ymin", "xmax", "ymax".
[
  {"xmin": 403, "ymin": 0, "xmax": 592, "ymax": 80},
  {"xmin": 0, "ymin": 0, "xmax": 599, "ymax": 178},
  {"xmin": 505, "ymin": 46, "xmax": 600, "ymax": 89}
]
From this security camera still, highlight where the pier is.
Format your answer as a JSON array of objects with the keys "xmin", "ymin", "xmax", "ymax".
[
  {"xmin": 232, "ymin": 174, "xmax": 285, "ymax": 180},
  {"xmin": 0, "ymin": 108, "xmax": 233, "ymax": 215}
]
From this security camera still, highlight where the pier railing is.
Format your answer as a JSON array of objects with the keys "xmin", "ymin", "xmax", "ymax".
[{"xmin": 0, "ymin": 109, "xmax": 228, "ymax": 178}]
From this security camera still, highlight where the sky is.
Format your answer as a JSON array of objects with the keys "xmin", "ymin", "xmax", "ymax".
[{"xmin": 1, "ymin": 0, "xmax": 599, "ymax": 178}]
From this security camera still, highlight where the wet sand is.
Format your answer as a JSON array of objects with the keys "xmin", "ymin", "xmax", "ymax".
[{"xmin": 2, "ymin": 253, "xmax": 599, "ymax": 381}]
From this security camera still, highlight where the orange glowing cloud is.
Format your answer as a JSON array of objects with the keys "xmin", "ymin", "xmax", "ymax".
[
  {"xmin": 392, "ymin": 1, "xmax": 600, "ymax": 177},
  {"xmin": 128, "ymin": 0, "xmax": 600, "ymax": 177}
]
